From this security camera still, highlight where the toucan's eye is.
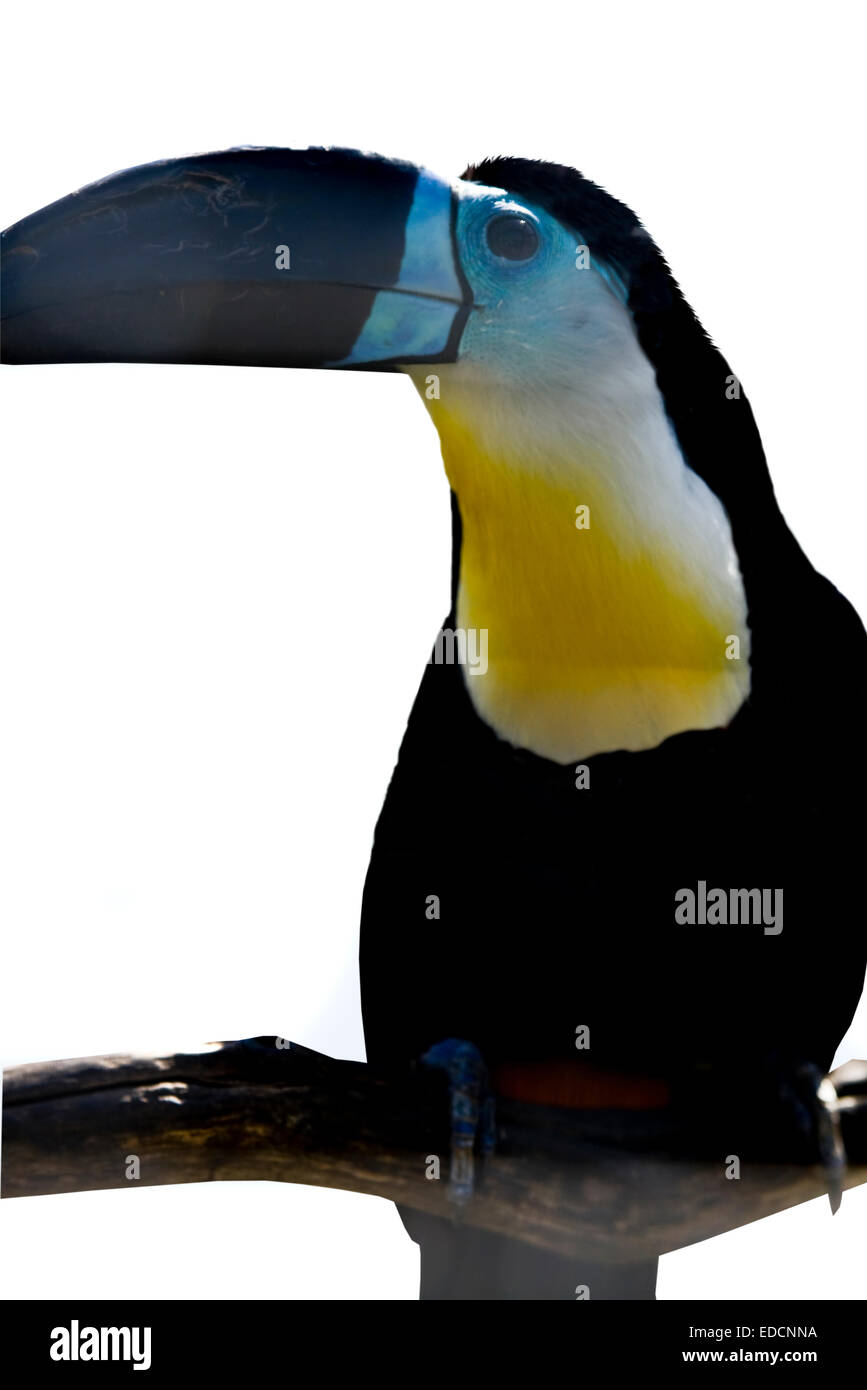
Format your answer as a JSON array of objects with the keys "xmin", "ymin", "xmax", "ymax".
[{"xmin": 484, "ymin": 213, "xmax": 539, "ymax": 262}]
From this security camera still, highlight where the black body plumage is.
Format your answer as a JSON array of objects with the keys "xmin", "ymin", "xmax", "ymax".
[{"xmin": 359, "ymin": 159, "xmax": 867, "ymax": 1296}]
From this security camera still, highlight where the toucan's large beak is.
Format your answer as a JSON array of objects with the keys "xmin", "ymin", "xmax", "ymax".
[{"xmin": 1, "ymin": 148, "xmax": 472, "ymax": 369}]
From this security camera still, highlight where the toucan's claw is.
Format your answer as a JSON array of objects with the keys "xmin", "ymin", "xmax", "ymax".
[
  {"xmin": 421, "ymin": 1038, "xmax": 496, "ymax": 1205},
  {"xmin": 798, "ymin": 1063, "xmax": 847, "ymax": 1214}
]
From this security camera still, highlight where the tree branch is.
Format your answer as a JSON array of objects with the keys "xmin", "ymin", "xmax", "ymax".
[{"xmin": 3, "ymin": 1039, "xmax": 866, "ymax": 1262}]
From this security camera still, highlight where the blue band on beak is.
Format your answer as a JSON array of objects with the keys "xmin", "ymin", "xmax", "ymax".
[{"xmin": 331, "ymin": 171, "xmax": 467, "ymax": 367}]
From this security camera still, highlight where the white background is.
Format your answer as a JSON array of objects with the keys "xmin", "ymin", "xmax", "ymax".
[{"xmin": 1, "ymin": 0, "xmax": 865, "ymax": 1300}]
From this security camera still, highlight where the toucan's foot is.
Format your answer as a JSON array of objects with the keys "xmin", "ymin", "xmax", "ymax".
[
  {"xmin": 752, "ymin": 1054, "xmax": 848, "ymax": 1213},
  {"xmin": 794, "ymin": 1063, "xmax": 847, "ymax": 1214},
  {"xmin": 421, "ymin": 1038, "xmax": 496, "ymax": 1204}
]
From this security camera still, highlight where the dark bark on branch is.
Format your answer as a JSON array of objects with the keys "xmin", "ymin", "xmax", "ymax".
[{"xmin": 3, "ymin": 1039, "xmax": 866, "ymax": 1263}]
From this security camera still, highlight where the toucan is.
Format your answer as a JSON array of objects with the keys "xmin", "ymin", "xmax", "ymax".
[{"xmin": 3, "ymin": 148, "xmax": 866, "ymax": 1300}]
